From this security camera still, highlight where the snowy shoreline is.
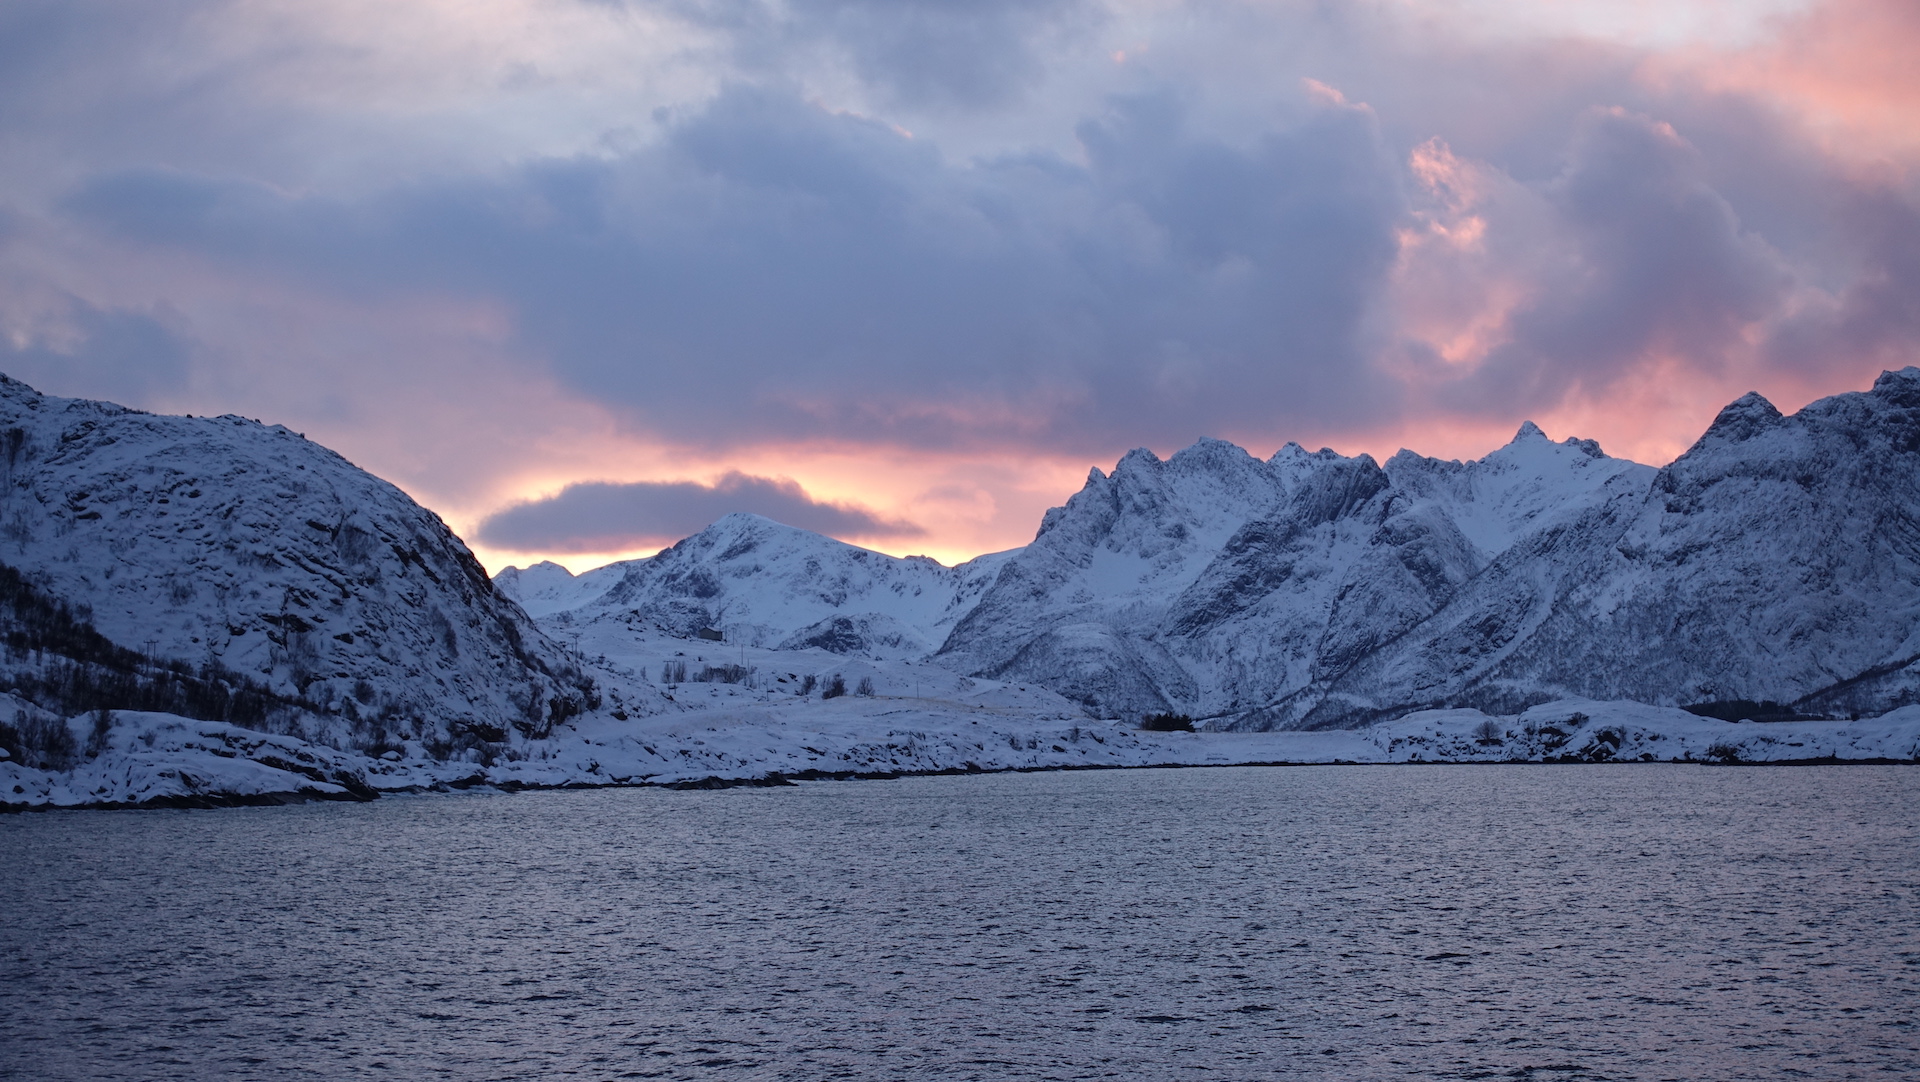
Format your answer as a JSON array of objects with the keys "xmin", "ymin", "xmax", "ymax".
[{"xmin": 8, "ymin": 697, "xmax": 1919, "ymax": 811}]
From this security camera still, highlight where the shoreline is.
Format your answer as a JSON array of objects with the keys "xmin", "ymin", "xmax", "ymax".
[{"xmin": 11, "ymin": 749, "xmax": 1919, "ymax": 814}]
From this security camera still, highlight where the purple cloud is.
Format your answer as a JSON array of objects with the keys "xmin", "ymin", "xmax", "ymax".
[{"xmin": 474, "ymin": 472, "xmax": 924, "ymax": 552}]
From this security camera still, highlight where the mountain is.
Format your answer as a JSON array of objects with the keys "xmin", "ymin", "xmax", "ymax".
[
  {"xmin": 938, "ymin": 369, "xmax": 1920, "ymax": 727},
  {"xmin": 0, "ymin": 375, "xmax": 595, "ymax": 762},
  {"xmin": 493, "ymin": 560, "xmax": 627, "ymax": 618},
  {"xmin": 506, "ymin": 368, "xmax": 1920, "ymax": 731},
  {"xmin": 935, "ymin": 428, "xmax": 1652, "ymax": 722},
  {"xmin": 8, "ymin": 368, "xmax": 1920, "ymax": 808},
  {"xmin": 1276, "ymin": 369, "xmax": 1920, "ymax": 728},
  {"xmin": 537, "ymin": 512, "xmax": 1015, "ymax": 660}
]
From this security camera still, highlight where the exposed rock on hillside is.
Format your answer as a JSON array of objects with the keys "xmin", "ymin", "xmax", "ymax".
[{"xmin": 0, "ymin": 375, "xmax": 595, "ymax": 755}]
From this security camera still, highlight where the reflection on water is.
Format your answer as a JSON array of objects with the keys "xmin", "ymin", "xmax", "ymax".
[{"xmin": 3, "ymin": 765, "xmax": 1917, "ymax": 1080}]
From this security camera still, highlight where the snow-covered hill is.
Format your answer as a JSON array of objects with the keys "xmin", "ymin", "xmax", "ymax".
[
  {"xmin": 492, "ymin": 560, "xmax": 626, "ymax": 618},
  {"xmin": 538, "ymin": 512, "xmax": 1016, "ymax": 660},
  {"xmin": 0, "ymin": 375, "xmax": 595, "ymax": 758}
]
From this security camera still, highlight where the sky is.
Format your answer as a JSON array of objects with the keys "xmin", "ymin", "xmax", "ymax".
[{"xmin": 1, "ymin": 0, "xmax": 1916, "ymax": 570}]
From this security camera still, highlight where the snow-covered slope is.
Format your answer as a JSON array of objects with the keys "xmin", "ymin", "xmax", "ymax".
[
  {"xmin": 535, "ymin": 513, "xmax": 1016, "ymax": 660},
  {"xmin": 925, "ymin": 370, "xmax": 1920, "ymax": 728},
  {"xmin": 493, "ymin": 560, "xmax": 625, "ymax": 618},
  {"xmin": 1279, "ymin": 369, "xmax": 1920, "ymax": 727},
  {"xmin": 0, "ymin": 375, "xmax": 595, "ymax": 753},
  {"xmin": 489, "ymin": 368, "xmax": 1920, "ymax": 735},
  {"xmin": 15, "ymin": 367, "xmax": 1920, "ymax": 811},
  {"xmin": 937, "ymin": 427, "xmax": 1650, "ymax": 722}
]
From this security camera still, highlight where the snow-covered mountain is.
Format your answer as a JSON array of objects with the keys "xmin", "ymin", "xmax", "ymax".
[
  {"xmin": 493, "ymin": 559, "xmax": 626, "ymax": 618},
  {"xmin": 935, "ymin": 427, "xmax": 1652, "ymax": 722},
  {"xmin": 534, "ymin": 512, "xmax": 1016, "ymax": 660},
  {"xmin": 934, "ymin": 369, "xmax": 1920, "ymax": 728},
  {"xmin": 8, "ymin": 367, "xmax": 1920, "ymax": 809},
  {"xmin": 507, "ymin": 368, "xmax": 1920, "ymax": 731},
  {"xmin": 1277, "ymin": 370, "xmax": 1920, "ymax": 728},
  {"xmin": 0, "ymin": 375, "xmax": 594, "ymax": 758}
]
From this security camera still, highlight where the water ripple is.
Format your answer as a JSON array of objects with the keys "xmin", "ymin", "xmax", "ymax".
[{"xmin": 2, "ymin": 765, "xmax": 1917, "ymax": 1080}]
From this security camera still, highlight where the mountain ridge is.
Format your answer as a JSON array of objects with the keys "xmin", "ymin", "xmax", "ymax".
[
  {"xmin": 6, "ymin": 368, "xmax": 1920, "ymax": 808},
  {"xmin": 512, "ymin": 368, "xmax": 1920, "ymax": 729}
]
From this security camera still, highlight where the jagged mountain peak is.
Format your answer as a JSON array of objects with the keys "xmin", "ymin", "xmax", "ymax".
[
  {"xmin": 1493, "ymin": 420, "xmax": 1608, "ymax": 461},
  {"xmin": 1112, "ymin": 446, "xmax": 1163, "ymax": 474},
  {"xmin": 1871, "ymin": 365, "xmax": 1920, "ymax": 402},
  {"xmin": 939, "ymin": 412, "xmax": 1660, "ymax": 723},
  {"xmin": 1165, "ymin": 436, "xmax": 1262, "ymax": 469},
  {"xmin": 1696, "ymin": 390, "xmax": 1785, "ymax": 445}
]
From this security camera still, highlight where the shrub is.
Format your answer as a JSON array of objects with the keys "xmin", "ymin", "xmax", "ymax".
[
  {"xmin": 822, "ymin": 674, "xmax": 847, "ymax": 699},
  {"xmin": 1684, "ymin": 699, "xmax": 1808, "ymax": 723},
  {"xmin": 1140, "ymin": 712, "xmax": 1194, "ymax": 732},
  {"xmin": 86, "ymin": 707, "xmax": 113, "ymax": 757},
  {"xmin": 0, "ymin": 710, "xmax": 77, "ymax": 770},
  {"xmin": 693, "ymin": 663, "xmax": 752, "ymax": 685},
  {"xmin": 1471, "ymin": 718, "xmax": 1503, "ymax": 745},
  {"xmin": 799, "ymin": 674, "xmax": 817, "ymax": 696},
  {"xmin": 856, "ymin": 676, "xmax": 874, "ymax": 697}
]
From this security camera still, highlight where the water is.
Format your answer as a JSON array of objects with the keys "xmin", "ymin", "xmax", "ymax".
[{"xmin": 2, "ymin": 765, "xmax": 1917, "ymax": 1081}]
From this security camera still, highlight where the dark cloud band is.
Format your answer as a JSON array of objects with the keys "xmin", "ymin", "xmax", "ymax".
[
  {"xmin": 3, "ymin": 0, "xmax": 1918, "ymax": 491},
  {"xmin": 473, "ymin": 472, "xmax": 924, "ymax": 553}
]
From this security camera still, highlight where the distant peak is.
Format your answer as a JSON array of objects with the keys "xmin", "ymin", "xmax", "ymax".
[
  {"xmin": 1168, "ymin": 437, "xmax": 1257, "ymax": 471},
  {"xmin": 1872, "ymin": 366, "xmax": 1920, "ymax": 406},
  {"xmin": 1511, "ymin": 420, "xmax": 1547, "ymax": 443},
  {"xmin": 1703, "ymin": 391, "xmax": 1784, "ymax": 443},
  {"xmin": 1726, "ymin": 390, "xmax": 1777, "ymax": 410},
  {"xmin": 1109, "ymin": 447, "xmax": 1163, "ymax": 480},
  {"xmin": 709, "ymin": 511, "xmax": 777, "ymax": 528}
]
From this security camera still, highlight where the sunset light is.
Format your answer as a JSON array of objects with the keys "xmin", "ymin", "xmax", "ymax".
[{"xmin": 2, "ymin": 0, "xmax": 1914, "ymax": 568}]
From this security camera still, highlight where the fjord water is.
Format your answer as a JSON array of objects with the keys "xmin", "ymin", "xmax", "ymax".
[{"xmin": 3, "ymin": 767, "xmax": 1916, "ymax": 1081}]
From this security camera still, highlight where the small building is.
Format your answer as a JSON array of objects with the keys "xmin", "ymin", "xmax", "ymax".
[{"xmin": 697, "ymin": 627, "xmax": 724, "ymax": 642}]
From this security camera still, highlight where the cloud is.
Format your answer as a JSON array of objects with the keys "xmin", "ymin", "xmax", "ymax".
[
  {"xmin": 731, "ymin": 0, "xmax": 1102, "ymax": 111},
  {"xmin": 56, "ymin": 80, "xmax": 1408, "ymax": 455},
  {"xmin": 1429, "ymin": 107, "xmax": 1792, "ymax": 414},
  {"xmin": 473, "ymin": 471, "xmax": 925, "ymax": 552},
  {"xmin": 4, "ymin": 0, "xmax": 1920, "ymax": 563},
  {"xmin": 0, "ymin": 299, "xmax": 193, "ymax": 403},
  {"xmin": 1764, "ymin": 183, "xmax": 1920, "ymax": 375}
]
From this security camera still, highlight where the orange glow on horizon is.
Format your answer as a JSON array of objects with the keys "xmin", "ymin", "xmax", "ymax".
[
  {"xmin": 456, "ymin": 441, "xmax": 1097, "ymax": 575},
  {"xmin": 457, "ymin": 359, "xmax": 1893, "ymax": 578}
]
